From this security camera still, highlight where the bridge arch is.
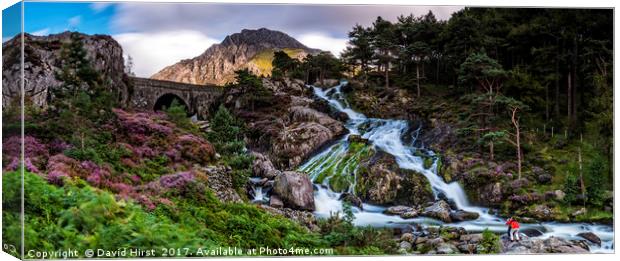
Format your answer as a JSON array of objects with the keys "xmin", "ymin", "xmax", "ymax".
[
  {"xmin": 153, "ymin": 93, "xmax": 190, "ymax": 114},
  {"xmin": 129, "ymin": 77, "xmax": 223, "ymax": 119}
]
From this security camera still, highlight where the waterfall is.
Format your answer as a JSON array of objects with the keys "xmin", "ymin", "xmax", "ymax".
[{"xmin": 300, "ymin": 80, "xmax": 613, "ymax": 253}]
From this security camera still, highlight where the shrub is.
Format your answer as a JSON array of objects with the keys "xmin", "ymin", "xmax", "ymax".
[
  {"xmin": 479, "ymin": 228, "xmax": 501, "ymax": 254},
  {"xmin": 164, "ymin": 99, "xmax": 194, "ymax": 131}
]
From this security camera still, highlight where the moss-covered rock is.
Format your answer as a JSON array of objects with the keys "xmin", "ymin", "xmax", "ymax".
[{"xmin": 355, "ymin": 151, "xmax": 434, "ymax": 207}]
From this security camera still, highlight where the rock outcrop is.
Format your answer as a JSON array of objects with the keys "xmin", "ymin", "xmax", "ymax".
[
  {"xmin": 501, "ymin": 235, "xmax": 590, "ymax": 254},
  {"xmin": 152, "ymin": 28, "xmax": 320, "ymax": 85},
  {"xmin": 222, "ymin": 77, "xmax": 345, "ymax": 170},
  {"xmin": 2, "ymin": 32, "xmax": 129, "ymax": 108},
  {"xmin": 272, "ymin": 171, "xmax": 315, "ymax": 211}
]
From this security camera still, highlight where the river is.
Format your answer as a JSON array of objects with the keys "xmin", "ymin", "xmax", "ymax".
[{"xmin": 295, "ymin": 80, "xmax": 614, "ymax": 253}]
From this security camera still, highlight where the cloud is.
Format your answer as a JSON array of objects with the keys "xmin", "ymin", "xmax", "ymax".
[
  {"xmin": 298, "ymin": 33, "xmax": 348, "ymax": 57},
  {"xmin": 68, "ymin": 16, "xmax": 81, "ymax": 27},
  {"xmin": 31, "ymin": 28, "xmax": 50, "ymax": 36},
  {"xmin": 107, "ymin": 4, "xmax": 463, "ymax": 76},
  {"xmin": 113, "ymin": 30, "xmax": 218, "ymax": 77},
  {"xmin": 90, "ymin": 3, "xmax": 112, "ymax": 13},
  {"xmin": 110, "ymin": 3, "xmax": 463, "ymax": 39}
]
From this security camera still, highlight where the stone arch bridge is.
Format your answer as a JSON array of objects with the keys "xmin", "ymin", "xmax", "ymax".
[{"xmin": 129, "ymin": 77, "xmax": 223, "ymax": 119}]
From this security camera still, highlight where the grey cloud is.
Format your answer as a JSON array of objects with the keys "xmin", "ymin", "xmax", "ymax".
[{"xmin": 111, "ymin": 3, "xmax": 463, "ymax": 39}]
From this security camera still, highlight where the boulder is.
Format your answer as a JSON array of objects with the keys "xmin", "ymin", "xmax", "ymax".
[
  {"xmin": 384, "ymin": 205, "xmax": 414, "ymax": 215},
  {"xmin": 250, "ymin": 152, "xmax": 280, "ymax": 179},
  {"xmin": 270, "ymin": 107, "xmax": 345, "ymax": 169},
  {"xmin": 272, "ymin": 171, "xmax": 315, "ymax": 211},
  {"xmin": 339, "ymin": 192, "xmax": 363, "ymax": 209},
  {"xmin": 449, "ymin": 210, "xmax": 480, "ymax": 222},
  {"xmin": 577, "ymin": 232, "xmax": 601, "ymax": 246},
  {"xmin": 501, "ymin": 235, "xmax": 590, "ymax": 254},
  {"xmin": 459, "ymin": 233, "xmax": 483, "ymax": 244},
  {"xmin": 269, "ymin": 195, "xmax": 284, "ymax": 208},
  {"xmin": 399, "ymin": 241, "xmax": 413, "ymax": 252},
  {"xmin": 435, "ymin": 243, "xmax": 458, "ymax": 254},
  {"xmin": 427, "ymin": 237, "xmax": 445, "ymax": 248},
  {"xmin": 457, "ymin": 243, "xmax": 477, "ymax": 254},
  {"xmin": 355, "ymin": 152, "xmax": 434, "ymax": 206},
  {"xmin": 415, "ymin": 236, "xmax": 428, "ymax": 245},
  {"xmin": 400, "ymin": 210, "xmax": 419, "ymax": 219},
  {"xmin": 422, "ymin": 200, "xmax": 452, "ymax": 223},
  {"xmin": 543, "ymin": 236, "xmax": 589, "ymax": 253},
  {"xmin": 520, "ymin": 228, "xmax": 544, "ymax": 237},
  {"xmin": 400, "ymin": 233, "xmax": 414, "ymax": 243}
]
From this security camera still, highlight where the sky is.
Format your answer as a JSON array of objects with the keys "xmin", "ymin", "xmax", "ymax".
[{"xmin": 2, "ymin": 2, "xmax": 463, "ymax": 77}]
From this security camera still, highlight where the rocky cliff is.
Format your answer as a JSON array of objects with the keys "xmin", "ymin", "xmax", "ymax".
[
  {"xmin": 2, "ymin": 32, "xmax": 129, "ymax": 108},
  {"xmin": 151, "ymin": 28, "xmax": 320, "ymax": 85}
]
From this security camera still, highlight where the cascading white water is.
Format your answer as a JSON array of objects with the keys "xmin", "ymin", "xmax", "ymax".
[
  {"xmin": 249, "ymin": 177, "xmax": 267, "ymax": 203},
  {"xmin": 300, "ymin": 80, "xmax": 614, "ymax": 253}
]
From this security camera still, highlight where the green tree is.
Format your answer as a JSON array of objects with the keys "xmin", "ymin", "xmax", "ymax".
[
  {"xmin": 272, "ymin": 50, "xmax": 297, "ymax": 79},
  {"xmin": 302, "ymin": 52, "xmax": 343, "ymax": 85},
  {"xmin": 164, "ymin": 99, "xmax": 192, "ymax": 130},
  {"xmin": 342, "ymin": 24, "xmax": 374, "ymax": 84},
  {"xmin": 459, "ymin": 51, "xmax": 507, "ymax": 160},
  {"xmin": 370, "ymin": 16, "xmax": 396, "ymax": 88},
  {"xmin": 229, "ymin": 69, "xmax": 272, "ymax": 110}
]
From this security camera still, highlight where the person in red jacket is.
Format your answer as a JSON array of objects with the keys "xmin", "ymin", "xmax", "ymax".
[{"xmin": 505, "ymin": 217, "xmax": 521, "ymax": 242}]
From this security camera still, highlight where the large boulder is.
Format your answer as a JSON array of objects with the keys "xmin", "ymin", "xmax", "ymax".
[
  {"xmin": 449, "ymin": 210, "xmax": 480, "ymax": 222},
  {"xmin": 355, "ymin": 151, "xmax": 434, "ymax": 206},
  {"xmin": 422, "ymin": 200, "xmax": 452, "ymax": 223},
  {"xmin": 272, "ymin": 171, "xmax": 315, "ymax": 211},
  {"xmin": 384, "ymin": 205, "xmax": 419, "ymax": 219},
  {"xmin": 501, "ymin": 235, "xmax": 589, "ymax": 254},
  {"xmin": 577, "ymin": 232, "xmax": 601, "ymax": 246}
]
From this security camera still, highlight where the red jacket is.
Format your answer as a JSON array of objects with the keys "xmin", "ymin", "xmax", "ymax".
[{"xmin": 506, "ymin": 219, "xmax": 520, "ymax": 229}]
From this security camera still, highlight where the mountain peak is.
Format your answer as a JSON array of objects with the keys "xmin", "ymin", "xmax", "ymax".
[
  {"xmin": 152, "ymin": 28, "xmax": 321, "ymax": 85},
  {"xmin": 221, "ymin": 28, "xmax": 310, "ymax": 50}
]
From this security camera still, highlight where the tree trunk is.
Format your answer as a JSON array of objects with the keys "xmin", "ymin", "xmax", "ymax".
[
  {"xmin": 512, "ymin": 107, "xmax": 522, "ymax": 179},
  {"xmin": 578, "ymin": 148, "xmax": 586, "ymax": 210},
  {"xmin": 385, "ymin": 62, "xmax": 390, "ymax": 88},
  {"xmin": 572, "ymin": 36, "xmax": 579, "ymax": 125},
  {"xmin": 567, "ymin": 71, "xmax": 572, "ymax": 122},
  {"xmin": 416, "ymin": 63, "xmax": 421, "ymax": 97},
  {"xmin": 554, "ymin": 39, "xmax": 560, "ymax": 117},
  {"xmin": 545, "ymin": 83, "xmax": 549, "ymax": 123},
  {"xmin": 436, "ymin": 57, "xmax": 440, "ymax": 84},
  {"xmin": 490, "ymin": 141, "xmax": 494, "ymax": 161}
]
